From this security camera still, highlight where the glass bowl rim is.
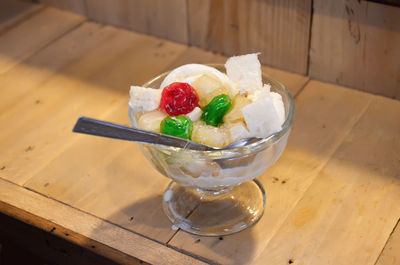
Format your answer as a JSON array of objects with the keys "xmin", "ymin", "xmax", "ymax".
[{"xmin": 128, "ymin": 63, "xmax": 295, "ymax": 158}]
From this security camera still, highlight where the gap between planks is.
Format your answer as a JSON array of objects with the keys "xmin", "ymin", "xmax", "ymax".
[
  {"xmin": 293, "ymin": 78, "xmax": 311, "ymax": 99},
  {"xmin": 305, "ymin": 0, "xmax": 314, "ymax": 77},
  {"xmin": 374, "ymin": 217, "xmax": 400, "ymax": 265}
]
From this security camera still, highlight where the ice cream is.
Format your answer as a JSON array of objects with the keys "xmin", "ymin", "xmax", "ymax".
[{"xmin": 129, "ymin": 53, "xmax": 285, "ymax": 148}]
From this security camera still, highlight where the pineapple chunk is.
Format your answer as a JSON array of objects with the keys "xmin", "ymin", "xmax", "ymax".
[
  {"xmin": 192, "ymin": 74, "xmax": 230, "ymax": 107},
  {"xmin": 192, "ymin": 121, "xmax": 229, "ymax": 148},
  {"xmin": 138, "ymin": 110, "xmax": 167, "ymax": 133},
  {"xmin": 223, "ymin": 94, "xmax": 252, "ymax": 124}
]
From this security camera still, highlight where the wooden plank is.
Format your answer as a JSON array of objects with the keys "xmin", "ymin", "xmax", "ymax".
[
  {"xmin": 0, "ymin": 24, "xmax": 125, "ymax": 184},
  {"xmin": 310, "ymin": 0, "xmax": 400, "ymax": 99},
  {"xmin": 0, "ymin": 178, "xmax": 207, "ymax": 265},
  {"xmin": 39, "ymin": 0, "xmax": 87, "ymax": 15},
  {"xmin": 167, "ymin": 81, "xmax": 373, "ymax": 264},
  {"xmin": 86, "ymin": 0, "xmax": 188, "ymax": 44},
  {"xmin": 0, "ymin": 7, "xmax": 85, "ymax": 74},
  {"xmin": 187, "ymin": 0, "xmax": 312, "ymax": 74},
  {"xmin": 0, "ymin": 0, "xmax": 43, "ymax": 33},
  {"xmin": 0, "ymin": 22, "xmax": 115, "ymax": 115},
  {"xmin": 0, "ymin": 26, "xmax": 187, "ymax": 185},
  {"xmin": 252, "ymin": 95, "xmax": 400, "ymax": 264},
  {"xmin": 376, "ymin": 222, "xmax": 400, "ymax": 265}
]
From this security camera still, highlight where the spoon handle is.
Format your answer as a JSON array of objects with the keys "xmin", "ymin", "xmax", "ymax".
[{"xmin": 73, "ymin": 116, "xmax": 214, "ymax": 151}]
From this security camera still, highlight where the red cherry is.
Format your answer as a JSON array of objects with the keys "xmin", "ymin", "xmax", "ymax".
[{"xmin": 160, "ymin": 82, "xmax": 199, "ymax": 116}]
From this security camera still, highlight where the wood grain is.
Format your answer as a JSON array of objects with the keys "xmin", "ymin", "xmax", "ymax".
[
  {"xmin": 0, "ymin": 24, "xmax": 123, "ymax": 184},
  {"xmin": 376, "ymin": 222, "xmax": 400, "ymax": 265},
  {"xmin": 0, "ymin": 22, "xmax": 113, "ymax": 114},
  {"xmin": 168, "ymin": 81, "xmax": 373, "ymax": 264},
  {"xmin": 0, "ymin": 178, "xmax": 207, "ymax": 265},
  {"xmin": 0, "ymin": 0, "xmax": 43, "ymax": 33},
  {"xmin": 310, "ymin": 0, "xmax": 400, "ymax": 99},
  {"xmin": 253, "ymin": 95, "xmax": 400, "ymax": 265},
  {"xmin": 0, "ymin": 7, "xmax": 85, "ymax": 74},
  {"xmin": 187, "ymin": 0, "xmax": 312, "ymax": 74},
  {"xmin": 86, "ymin": 0, "xmax": 188, "ymax": 44},
  {"xmin": 39, "ymin": 0, "xmax": 87, "ymax": 15}
]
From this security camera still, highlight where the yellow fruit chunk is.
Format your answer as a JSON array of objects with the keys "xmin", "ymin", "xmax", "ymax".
[
  {"xmin": 223, "ymin": 94, "xmax": 252, "ymax": 124},
  {"xmin": 191, "ymin": 121, "xmax": 229, "ymax": 148},
  {"xmin": 138, "ymin": 110, "xmax": 167, "ymax": 132},
  {"xmin": 192, "ymin": 74, "xmax": 230, "ymax": 107}
]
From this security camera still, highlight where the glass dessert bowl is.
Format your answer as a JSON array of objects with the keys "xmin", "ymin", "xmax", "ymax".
[{"xmin": 129, "ymin": 65, "xmax": 295, "ymax": 236}]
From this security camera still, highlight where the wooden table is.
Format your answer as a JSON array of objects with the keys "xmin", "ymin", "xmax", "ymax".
[{"xmin": 1, "ymin": 2, "xmax": 399, "ymax": 265}]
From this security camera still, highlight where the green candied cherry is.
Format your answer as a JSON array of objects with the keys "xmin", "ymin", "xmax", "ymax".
[
  {"xmin": 160, "ymin": 116, "xmax": 193, "ymax": 140},
  {"xmin": 201, "ymin": 94, "xmax": 232, "ymax": 127}
]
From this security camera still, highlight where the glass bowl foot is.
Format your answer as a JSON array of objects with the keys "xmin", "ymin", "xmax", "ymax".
[{"xmin": 162, "ymin": 180, "xmax": 266, "ymax": 236}]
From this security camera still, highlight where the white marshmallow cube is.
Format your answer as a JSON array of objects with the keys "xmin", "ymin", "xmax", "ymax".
[
  {"xmin": 225, "ymin": 53, "xmax": 263, "ymax": 95},
  {"xmin": 270, "ymin": 92, "xmax": 285, "ymax": 125},
  {"xmin": 129, "ymin": 86, "xmax": 161, "ymax": 113},
  {"xmin": 242, "ymin": 96, "xmax": 282, "ymax": 138},
  {"xmin": 248, "ymin": 83, "xmax": 271, "ymax": 102}
]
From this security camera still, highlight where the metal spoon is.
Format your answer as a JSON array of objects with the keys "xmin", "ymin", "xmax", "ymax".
[
  {"xmin": 73, "ymin": 116, "xmax": 261, "ymax": 151},
  {"xmin": 73, "ymin": 116, "xmax": 214, "ymax": 151}
]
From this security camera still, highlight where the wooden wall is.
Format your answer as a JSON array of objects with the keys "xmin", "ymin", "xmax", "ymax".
[
  {"xmin": 186, "ymin": 0, "xmax": 312, "ymax": 75},
  {"xmin": 310, "ymin": 0, "xmax": 400, "ymax": 99},
  {"xmin": 32, "ymin": 0, "xmax": 400, "ymax": 99}
]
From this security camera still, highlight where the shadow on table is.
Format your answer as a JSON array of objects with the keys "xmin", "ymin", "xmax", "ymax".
[{"xmin": 91, "ymin": 192, "xmax": 258, "ymax": 265}]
